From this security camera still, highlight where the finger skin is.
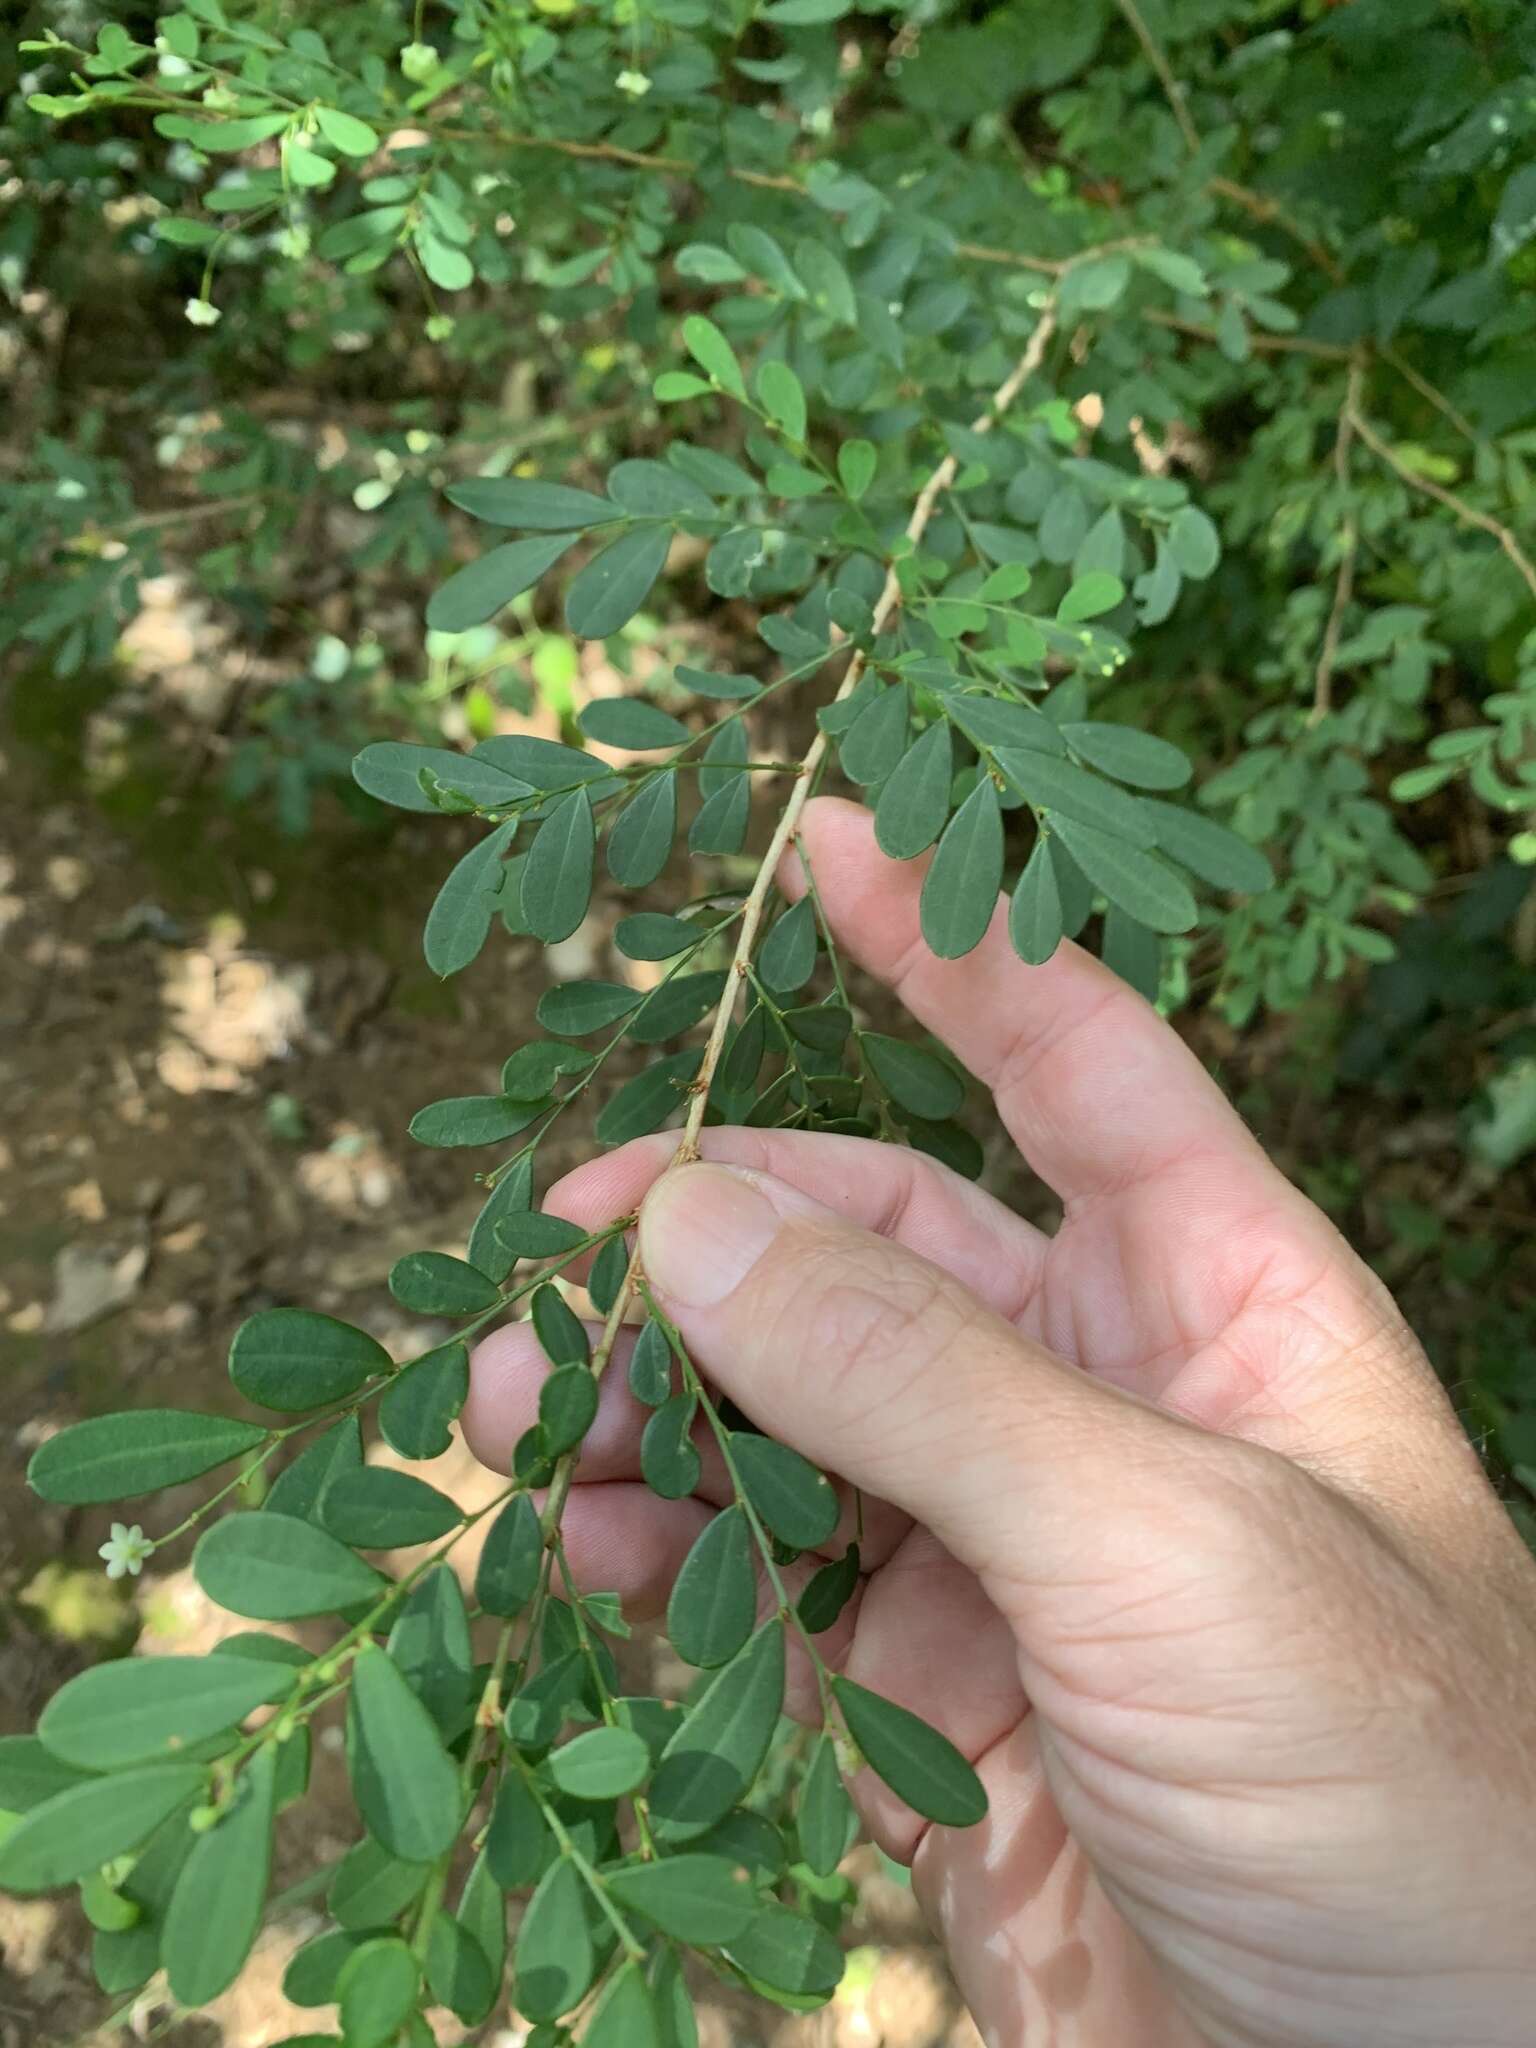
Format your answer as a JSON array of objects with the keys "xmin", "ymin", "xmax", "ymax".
[
  {"xmin": 780, "ymin": 797, "xmax": 1284, "ymax": 1218},
  {"xmin": 541, "ymin": 1124, "xmax": 1047, "ymax": 1326},
  {"xmin": 464, "ymin": 1315, "xmax": 909, "ymax": 1563},
  {"xmin": 635, "ymin": 1160, "xmax": 1180, "ymax": 1623}
]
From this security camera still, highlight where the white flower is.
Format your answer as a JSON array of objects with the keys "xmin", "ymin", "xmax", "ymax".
[
  {"xmin": 615, "ymin": 69, "xmax": 652, "ymax": 97},
  {"xmin": 98, "ymin": 1523, "xmax": 154, "ymax": 1580},
  {"xmin": 184, "ymin": 298, "xmax": 221, "ymax": 328}
]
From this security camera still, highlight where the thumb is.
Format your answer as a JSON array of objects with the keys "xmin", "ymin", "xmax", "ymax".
[{"xmin": 638, "ymin": 1161, "xmax": 1210, "ymax": 1614}]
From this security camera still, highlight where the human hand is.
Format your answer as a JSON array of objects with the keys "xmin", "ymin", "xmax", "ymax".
[{"xmin": 465, "ymin": 797, "xmax": 1536, "ymax": 2048}]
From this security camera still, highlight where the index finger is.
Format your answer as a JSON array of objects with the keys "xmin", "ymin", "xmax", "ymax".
[{"xmin": 783, "ymin": 798, "xmax": 1284, "ymax": 1220}]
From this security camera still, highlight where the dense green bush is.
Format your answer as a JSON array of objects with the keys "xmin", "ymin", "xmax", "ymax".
[{"xmin": 2, "ymin": 0, "xmax": 1535, "ymax": 2038}]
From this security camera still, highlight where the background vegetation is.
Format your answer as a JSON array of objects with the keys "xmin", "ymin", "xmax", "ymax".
[{"xmin": 3, "ymin": 0, "xmax": 1536, "ymax": 2039}]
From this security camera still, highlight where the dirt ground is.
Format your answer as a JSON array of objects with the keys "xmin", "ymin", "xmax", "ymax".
[{"xmin": 0, "ymin": 672, "xmax": 995, "ymax": 2048}]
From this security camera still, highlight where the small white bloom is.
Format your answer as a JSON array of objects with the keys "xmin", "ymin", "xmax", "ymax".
[
  {"xmin": 184, "ymin": 297, "xmax": 221, "ymax": 328},
  {"xmin": 99, "ymin": 1523, "xmax": 154, "ymax": 1580},
  {"xmin": 615, "ymin": 69, "xmax": 652, "ymax": 97}
]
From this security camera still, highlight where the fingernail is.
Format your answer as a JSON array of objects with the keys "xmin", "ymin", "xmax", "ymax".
[{"xmin": 639, "ymin": 1164, "xmax": 780, "ymax": 1310}]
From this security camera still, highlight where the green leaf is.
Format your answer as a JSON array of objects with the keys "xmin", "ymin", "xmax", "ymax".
[
  {"xmin": 409, "ymin": 1095, "xmax": 546, "ymax": 1147},
  {"xmin": 446, "ymin": 479, "xmax": 619, "ymax": 530},
  {"xmin": 651, "ymin": 1622, "xmax": 785, "ymax": 1841},
  {"xmin": 585, "ymin": 1961, "xmax": 661, "ymax": 2048},
  {"xmin": 627, "ymin": 972, "xmax": 727, "ymax": 1046},
  {"xmin": 337, "ymin": 1935, "xmax": 421, "ymax": 2048},
  {"xmin": 427, "ymin": 1910, "xmax": 497, "ymax": 2024},
  {"xmin": 726, "ymin": 1901, "xmax": 845, "ymax": 1997},
  {"xmin": 194, "ymin": 1511, "xmax": 383, "ymax": 1620},
  {"xmin": 688, "ymin": 774, "xmax": 750, "ymax": 856},
  {"xmin": 681, "ymin": 315, "xmax": 746, "ymax": 398},
  {"xmin": 388, "ymin": 1566, "xmax": 475, "ymax": 1737},
  {"xmin": 539, "ymin": 1364, "xmax": 600, "ymax": 1454},
  {"xmin": 833, "ymin": 1676, "xmax": 987, "ymax": 1826},
  {"xmin": 349, "ymin": 1646, "xmax": 463, "ymax": 1861},
  {"xmin": 1009, "ymin": 840, "xmax": 1064, "ymax": 967},
  {"xmin": 1168, "ymin": 505, "xmax": 1221, "ymax": 580},
  {"xmin": 764, "ymin": 0, "xmax": 851, "ymax": 22},
  {"xmin": 267, "ymin": 1415, "xmax": 362, "ymax": 1522},
  {"xmin": 427, "ymin": 535, "xmax": 577, "ymax": 633},
  {"xmin": 546, "ymin": 1726, "xmax": 650, "ymax": 1801},
  {"xmin": 353, "ymin": 742, "xmax": 531, "ymax": 815},
  {"xmin": 1142, "ymin": 801, "xmax": 1273, "ymax": 894},
  {"xmin": 476, "ymin": 1494, "xmax": 544, "ymax": 1619},
  {"xmin": 1103, "ymin": 905, "xmax": 1160, "ymax": 1001},
  {"xmin": 629, "ymin": 1318, "xmax": 674, "ymax": 1408},
  {"xmin": 580, "ymin": 699, "xmax": 689, "ymax": 750},
  {"xmin": 1049, "ymin": 816, "xmax": 1199, "ymax": 934},
  {"xmin": 514, "ymin": 1856, "xmax": 597, "ymax": 2020},
  {"xmin": 423, "ymin": 821, "xmax": 517, "ymax": 978},
  {"xmin": 595, "ymin": 1051, "xmax": 702, "ymax": 1145},
  {"xmin": 875, "ymin": 723, "xmax": 953, "ymax": 861},
  {"xmin": 863, "ymin": 1035, "xmax": 963, "ymax": 1120},
  {"xmin": 727, "ymin": 222, "xmax": 806, "ymax": 299},
  {"xmin": 40, "ymin": 1654, "xmax": 293, "ymax": 1773},
  {"xmin": 675, "ymin": 242, "xmax": 747, "ymax": 284},
  {"xmin": 459, "ymin": 1849, "xmax": 507, "ymax": 1996},
  {"xmin": 390, "ymin": 1250, "xmax": 500, "ymax": 1317},
  {"xmin": 668, "ymin": 1507, "xmax": 756, "ymax": 1669},
  {"xmin": 522, "ymin": 787, "xmax": 595, "ymax": 944},
  {"xmin": 1133, "ymin": 246, "xmax": 1209, "ymax": 296},
  {"xmin": 329, "ymin": 1836, "xmax": 431, "ymax": 1930},
  {"xmin": 533, "ymin": 1284, "xmax": 591, "ymax": 1367},
  {"xmin": 604, "ymin": 1854, "xmax": 758, "ymax": 1944},
  {"xmin": 795, "ymin": 237, "xmax": 857, "ymax": 324},
  {"xmin": 798, "ymin": 1541, "xmax": 860, "ymax": 1635},
  {"xmin": 1057, "ymin": 572, "xmax": 1125, "ymax": 623},
  {"xmin": 920, "ymin": 779, "xmax": 1002, "ymax": 960},
  {"xmin": 729, "ymin": 1435, "xmax": 839, "ymax": 1549},
  {"xmin": 840, "ymin": 685, "xmax": 908, "ymax": 787},
  {"xmin": 757, "ymin": 897, "xmax": 817, "ymax": 995},
  {"xmin": 486, "ymin": 1767, "xmax": 552, "ymax": 1889},
  {"xmin": 566, "ymin": 526, "xmax": 672, "ymax": 639},
  {"xmin": 641, "ymin": 1392, "xmax": 701, "ymax": 1500},
  {"xmin": 283, "ymin": 1927, "xmax": 374, "ymax": 2007},
  {"xmin": 28, "ymin": 1411, "xmax": 267, "ymax": 1506},
  {"xmin": 497, "ymin": 1210, "xmax": 588, "ymax": 1259},
  {"xmin": 322, "ymin": 1468, "xmax": 463, "ymax": 1548},
  {"xmin": 608, "ymin": 459, "xmax": 716, "ymax": 521},
  {"xmin": 0, "ymin": 1766, "xmax": 204, "ymax": 1893},
  {"xmin": 757, "ymin": 359, "xmax": 807, "ymax": 442},
  {"xmin": 314, "ymin": 106, "xmax": 379, "ymax": 156},
  {"xmin": 474, "ymin": 735, "xmax": 611, "ymax": 791},
  {"xmin": 0, "ymin": 1738, "xmax": 96, "ymax": 1814},
  {"xmin": 538, "ymin": 980, "xmax": 642, "ymax": 1035},
  {"xmin": 798, "ymin": 1737, "xmax": 853, "ymax": 1876},
  {"xmin": 838, "ymin": 440, "xmax": 877, "ymax": 500},
  {"xmin": 163, "ymin": 1748, "xmax": 277, "ymax": 2005},
  {"xmin": 1061, "ymin": 722, "xmax": 1192, "ymax": 791},
  {"xmin": 676, "ymin": 665, "xmax": 761, "ymax": 701},
  {"xmin": 784, "ymin": 1003, "xmax": 852, "ymax": 1053},
  {"xmin": 615, "ymin": 911, "xmax": 704, "ymax": 960},
  {"xmin": 229, "ymin": 1308, "xmax": 389, "ymax": 1413},
  {"xmin": 606, "ymin": 776, "xmax": 677, "ymax": 890},
  {"xmin": 994, "ymin": 751, "xmax": 1155, "ymax": 846}
]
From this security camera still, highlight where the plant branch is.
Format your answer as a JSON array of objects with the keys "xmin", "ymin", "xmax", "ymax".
[
  {"xmin": 1311, "ymin": 357, "xmax": 1366, "ymax": 726},
  {"xmin": 1348, "ymin": 404, "xmax": 1536, "ymax": 607},
  {"xmin": 1206, "ymin": 176, "xmax": 1344, "ymax": 283},
  {"xmin": 533, "ymin": 303, "xmax": 1062, "ymax": 1552},
  {"xmin": 1113, "ymin": 0, "xmax": 1200, "ymax": 154}
]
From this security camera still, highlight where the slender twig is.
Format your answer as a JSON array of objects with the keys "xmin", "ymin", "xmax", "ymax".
[
  {"xmin": 1207, "ymin": 176, "xmax": 1344, "ymax": 284},
  {"xmin": 675, "ymin": 304, "xmax": 1061, "ymax": 1161},
  {"xmin": 1310, "ymin": 357, "xmax": 1366, "ymax": 725},
  {"xmin": 534, "ymin": 302, "xmax": 1063, "ymax": 1534},
  {"xmin": 1348, "ymin": 404, "xmax": 1536, "ymax": 606},
  {"xmin": 1377, "ymin": 343, "xmax": 1484, "ymax": 448},
  {"xmin": 1113, "ymin": 0, "xmax": 1200, "ymax": 154},
  {"xmin": 1142, "ymin": 308, "xmax": 1352, "ymax": 360}
]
